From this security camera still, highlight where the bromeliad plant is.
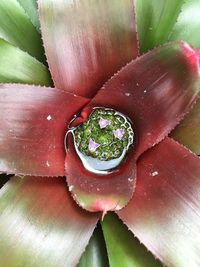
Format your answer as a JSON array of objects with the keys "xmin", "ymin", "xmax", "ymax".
[{"xmin": 1, "ymin": 0, "xmax": 200, "ymax": 266}]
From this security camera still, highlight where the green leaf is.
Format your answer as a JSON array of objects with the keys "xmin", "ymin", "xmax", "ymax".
[
  {"xmin": 172, "ymin": 100, "xmax": 200, "ymax": 154},
  {"xmin": 169, "ymin": 0, "xmax": 200, "ymax": 49},
  {"xmin": 38, "ymin": 0, "xmax": 137, "ymax": 97},
  {"xmin": 17, "ymin": 0, "xmax": 40, "ymax": 31},
  {"xmin": 0, "ymin": 176, "xmax": 99, "ymax": 267},
  {"xmin": 101, "ymin": 213, "xmax": 162, "ymax": 267},
  {"xmin": 78, "ymin": 224, "xmax": 109, "ymax": 267},
  {"xmin": 135, "ymin": 0, "xmax": 184, "ymax": 53},
  {"xmin": 0, "ymin": 0, "xmax": 45, "ymax": 62},
  {"xmin": 0, "ymin": 39, "xmax": 51, "ymax": 86}
]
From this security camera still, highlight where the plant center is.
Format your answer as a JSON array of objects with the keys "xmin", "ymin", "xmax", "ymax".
[{"xmin": 68, "ymin": 108, "xmax": 134, "ymax": 174}]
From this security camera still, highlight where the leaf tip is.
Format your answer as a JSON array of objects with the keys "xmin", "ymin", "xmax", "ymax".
[{"xmin": 180, "ymin": 41, "xmax": 200, "ymax": 76}]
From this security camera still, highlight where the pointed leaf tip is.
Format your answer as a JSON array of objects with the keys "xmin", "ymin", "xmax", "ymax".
[{"xmin": 181, "ymin": 41, "xmax": 200, "ymax": 75}]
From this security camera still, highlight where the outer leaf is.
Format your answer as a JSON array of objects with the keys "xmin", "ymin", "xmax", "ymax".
[
  {"xmin": 65, "ymin": 41, "xmax": 200, "ymax": 213},
  {"xmin": 0, "ymin": 84, "xmax": 89, "ymax": 176},
  {"xmin": 38, "ymin": 0, "xmax": 138, "ymax": 97},
  {"xmin": 169, "ymin": 0, "xmax": 200, "ymax": 49},
  {"xmin": 172, "ymin": 100, "xmax": 200, "ymax": 154},
  {"xmin": 17, "ymin": 0, "xmax": 40, "ymax": 31},
  {"xmin": 88, "ymin": 41, "xmax": 200, "ymax": 159},
  {"xmin": 135, "ymin": 0, "xmax": 184, "ymax": 53},
  {"xmin": 0, "ymin": 176, "xmax": 99, "ymax": 267},
  {"xmin": 0, "ymin": 0, "xmax": 45, "ymax": 62},
  {"xmin": 118, "ymin": 137, "xmax": 200, "ymax": 267},
  {"xmin": 102, "ymin": 213, "xmax": 162, "ymax": 267},
  {"xmin": 78, "ymin": 224, "xmax": 109, "ymax": 267},
  {"xmin": 0, "ymin": 39, "xmax": 51, "ymax": 86}
]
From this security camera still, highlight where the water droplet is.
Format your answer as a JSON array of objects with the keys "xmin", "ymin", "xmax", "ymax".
[{"xmin": 65, "ymin": 107, "xmax": 134, "ymax": 175}]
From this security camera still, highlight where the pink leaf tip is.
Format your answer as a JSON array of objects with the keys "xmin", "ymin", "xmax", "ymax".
[{"xmin": 181, "ymin": 42, "xmax": 200, "ymax": 76}]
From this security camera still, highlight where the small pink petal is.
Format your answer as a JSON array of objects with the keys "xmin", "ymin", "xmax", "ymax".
[
  {"xmin": 99, "ymin": 117, "xmax": 110, "ymax": 129},
  {"xmin": 114, "ymin": 129, "xmax": 125, "ymax": 140},
  {"xmin": 88, "ymin": 139, "xmax": 100, "ymax": 152}
]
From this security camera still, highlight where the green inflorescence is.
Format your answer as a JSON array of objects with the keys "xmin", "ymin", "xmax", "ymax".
[{"xmin": 74, "ymin": 108, "xmax": 134, "ymax": 161}]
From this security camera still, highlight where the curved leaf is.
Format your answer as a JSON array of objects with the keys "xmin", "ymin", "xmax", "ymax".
[
  {"xmin": 0, "ymin": 39, "xmax": 51, "ymax": 86},
  {"xmin": 78, "ymin": 224, "xmax": 109, "ymax": 267},
  {"xmin": 38, "ymin": 0, "xmax": 138, "ymax": 97},
  {"xmin": 65, "ymin": 134, "xmax": 136, "ymax": 213},
  {"xmin": 118, "ymin": 138, "xmax": 200, "ymax": 267},
  {"xmin": 0, "ymin": 176, "xmax": 99, "ymax": 267},
  {"xmin": 65, "ymin": 41, "xmax": 200, "ymax": 213},
  {"xmin": 172, "ymin": 99, "xmax": 200, "ymax": 154},
  {"xmin": 87, "ymin": 41, "xmax": 200, "ymax": 159},
  {"xmin": 102, "ymin": 213, "xmax": 162, "ymax": 267},
  {"xmin": 0, "ymin": 0, "xmax": 45, "ymax": 62},
  {"xmin": 0, "ymin": 84, "xmax": 89, "ymax": 176},
  {"xmin": 169, "ymin": 0, "xmax": 200, "ymax": 49},
  {"xmin": 17, "ymin": 0, "xmax": 40, "ymax": 31},
  {"xmin": 135, "ymin": 0, "xmax": 184, "ymax": 53}
]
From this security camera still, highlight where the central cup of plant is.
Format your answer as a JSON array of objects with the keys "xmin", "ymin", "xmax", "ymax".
[{"xmin": 70, "ymin": 108, "xmax": 134, "ymax": 174}]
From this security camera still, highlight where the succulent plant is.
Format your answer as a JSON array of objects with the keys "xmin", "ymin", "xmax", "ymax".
[{"xmin": 0, "ymin": 1, "xmax": 200, "ymax": 267}]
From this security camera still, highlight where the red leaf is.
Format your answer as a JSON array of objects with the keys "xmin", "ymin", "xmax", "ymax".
[
  {"xmin": 0, "ymin": 176, "xmax": 99, "ymax": 266},
  {"xmin": 65, "ymin": 134, "xmax": 136, "ymax": 214},
  {"xmin": 117, "ymin": 137, "xmax": 200, "ymax": 267},
  {"xmin": 86, "ymin": 41, "xmax": 200, "ymax": 159},
  {"xmin": 65, "ymin": 41, "xmax": 200, "ymax": 213},
  {"xmin": 0, "ymin": 84, "xmax": 89, "ymax": 176},
  {"xmin": 38, "ymin": 0, "xmax": 138, "ymax": 97}
]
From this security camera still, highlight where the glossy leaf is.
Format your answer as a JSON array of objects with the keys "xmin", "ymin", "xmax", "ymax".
[
  {"xmin": 78, "ymin": 224, "xmax": 109, "ymax": 267},
  {"xmin": 135, "ymin": 0, "xmax": 184, "ymax": 53},
  {"xmin": 88, "ymin": 41, "xmax": 200, "ymax": 159},
  {"xmin": 66, "ymin": 41, "xmax": 200, "ymax": 213},
  {"xmin": 65, "ymin": 134, "xmax": 136, "ymax": 213},
  {"xmin": 0, "ymin": 176, "xmax": 99, "ymax": 267},
  {"xmin": 102, "ymin": 213, "xmax": 162, "ymax": 267},
  {"xmin": 172, "ymin": 100, "xmax": 200, "ymax": 154},
  {"xmin": 38, "ymin": 0, "xmax": 138, "ymax": 97},
  {"xmin": 0, "ymin": 39, "xmax": 51, "ymax": 86},
  {"xmin": 0, "ymin": 0, "xmax": 45, "ymax": 62},
  {"xmin": 17, "ymin": 0, "xmax": 40, "ymax": 31},
  {"xmin": 0, "ymin": 84, "xmax": 89, "ymax": 176},
  {"xmin": 169, "ymin": 0, "xmax": 200, "ymax": 49},
  {"xmin": 118, "ymin": 138, "xmax": 200, "ymax": 267}
]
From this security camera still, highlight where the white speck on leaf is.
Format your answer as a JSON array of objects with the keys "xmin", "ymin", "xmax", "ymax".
[
  {"xmin": 128, "ymin": 178, "xmax": 133, "ymax": 182},
  {"xmin": 144, "ymin": 90, "xmax": 147, "ymax": 94},
  {"xmin": 125, "ymin": 93, "xmax": 130, "ymax": 97},
  {"xmin": 47, "ymin": 115, "xmax": 52, "ymax": 121},
  {"xmin": 151, "ymin": 171, "xmax": 158, "ymax": 177},
  {"xmin": 46, "ymin": 161, "xmax": 50, "ymax": 167}
]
